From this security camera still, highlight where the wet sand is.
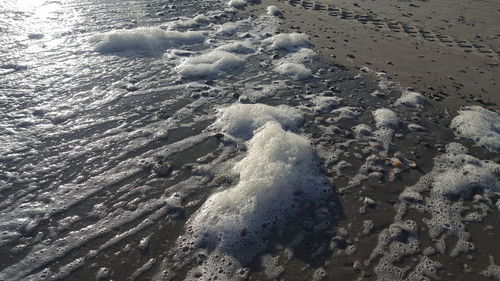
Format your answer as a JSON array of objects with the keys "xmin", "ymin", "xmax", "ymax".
[
  {"xmin": 239, "ymin": 1, "xmax": 500, "ymax": 280},
  {"xmin": 245, "ymin": 0, "xmax": 500, "ymax": 112}
]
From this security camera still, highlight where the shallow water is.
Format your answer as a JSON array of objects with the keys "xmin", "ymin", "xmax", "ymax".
[{"xmin": 1, "ymin": 0, "xmax": 499, "ymax": 281}]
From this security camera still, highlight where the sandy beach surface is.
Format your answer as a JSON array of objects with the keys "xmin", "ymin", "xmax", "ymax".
[
  {"xmin": 245, "ymin": 0, "xmax": 500, "ymax": 112},
  {"xmin": 1, "ymin": 1, "xmax": 498, "ymax": 280},
  {"xmin": 239, "ymin": 1, "xmax": 500, "ymax": 280}
]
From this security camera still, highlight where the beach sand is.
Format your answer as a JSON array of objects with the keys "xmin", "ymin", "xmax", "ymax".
[
  {"xmin": 239, "ymin": 1, "xmax": 500, "ymax": 280},
  {"xmin": 245, "ymin": 0, "xmax": 500, "ymax": 112}
]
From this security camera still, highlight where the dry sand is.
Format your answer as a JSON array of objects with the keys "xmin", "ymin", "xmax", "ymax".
[{"xmin": 245, "ymin": 0, "xmax": 500, "ymax": 112}]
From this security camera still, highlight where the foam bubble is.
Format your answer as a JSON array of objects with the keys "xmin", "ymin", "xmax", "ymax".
[
  {"xmin": 216, "ymin": 42, "xmax": 254, "ymax": 54},
  {"xmin": 329, "ymin": 107, "xmax": 361, "ymax": 123},
  {"xmin": 266, "ymin": 6, "xmax": 280, "ymax": 16},
  {"xmin": 374, "ymin": 142, "xmax": 500, "ymax": 279},
  {"xmin": 177, "ymin": 50, "xmax": 245, "ymax": 78},
  {"xmin": 450, "ymin": 106, "xmax": 500, "ymax": 152},
  {"xmin": 90, "ymin": 28, "xmax": 204, "ymax": 53},
  {"xmin": 309, "ymin": 96, "xmax": 342, "ymax": 113},
  {"xmin": 431, "ymin": 144, "xmax": 499, "ymax": 196},
  {"xmin": 262, "ymin": 33, "xmax": 311, "ymax": 51},
  {"xmin": 174, "ymin": 15, "xmax": 211, "ymax": 28},
  {"xmin": 373, "ymin": 108, "xmax": 399, "ymax": 129},
  {"xmin": 394, "ymin": 90, "xmax": 426, "ymax": 107},
  {"xmin": 212, "ymin": 103, "xmax": 301, "ymax": 139},
  {"xmin": 184, "ymin": 121, "xmax": 331, "ymax": 275},
  {"xmin": 285, "ymin": 47, "xmax": 318, "ymax": 63},
  {"xmin": 352, "ymin": 124, "xmax": 372, "ymax": 139},
  {"xmin": 228, "ymin": 0, "xmax": 247, "ymax": 9},
  {"xmin": 275, "ymin": 62, "xmax": 312, "ymax": 80}
]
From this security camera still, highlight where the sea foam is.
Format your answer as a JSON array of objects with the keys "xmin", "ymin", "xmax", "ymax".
[
  {"xmin": 177, "ymin": 50, "xmax": 245, "ymax": 78},
  {"xmin": 394, "ymin": 90, "xmax": 426, "ymax": 107},
  {"xmin": 213, "ymin": 103, "xmax": 301, "ymax": 139},
  {"xmin": 450, "ymin": 106, "xmax": 500, "ymax": 152},
  {"xmin": 262, "ymin": 33, "xmax": 311, "ymax": 51},
  {"xmin": 90, "ymin": 27, "xmax": 205, "ymax": 53},
  {"xmin": 182, "ymin": 121, "xmax": 331, "ymax": 279},
  {"xmin": 275, "ymin": 62, "xmax": 312, "ymax": 80},
  {"xmin": 373, "ymin": 108, "xmax": 399, "ymax": 129}
]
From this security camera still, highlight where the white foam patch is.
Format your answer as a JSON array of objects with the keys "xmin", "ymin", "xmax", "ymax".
[
  {"xmin": 275, "ymin": 62, "xmax": 312, "ymax": 80},
  {"xmin": 373, "ymin": 108, "xmax": 399, "ymax": 129},
  {"xmin": 173, "ymin": 15, "xmax": 210, "ymax": 28},
  {"xmin": 184, "ymin": 121, "xmax": 331, "ymax": 275},
  {"xmin": 177, "ymin": 50, "xmax": 244, "ymax": 78},
  {"xmin": 215, "ymin": 42, "xmax": 254, "ymax": 54},
  {"xmin": 280, "ymin": 47, "xmax": 318, "ymax": 64},
  {"xmin": 213, "ymin": 103, "xmax": 301, "ymax": 139},
  {"xmin": 352, "ymin": 124, "xmax": 372, "ymax": 138},
  {"xmin": 372, "ymin": 143, "xmax": 499, "ymax": 279},
  {"xmin": 273, "ymin": 48, "xmax": 316, "ymax": 80},
  {"xmin": 216, "ymin": 18, "xmax": 253, "ymax": 36},
  {"xmin": 394, "ymin": 90, "xmax": 426, "ymax": 107},
  {"xmin": 432, "ymin": 162, "xmax": 498, "ymax": 196},
  {"xmin": 329, "ymin": 107, "xmax": 361, "ymax": 123},
  {"xmin": 309, "ymin": 95, "xmax": 342, "ymax": 113},
  {"xmin": 228, "ymin": 0, "xmax": 247, "ymax": 9},
  {"xmin": 90, "ymin": 28, "xmax": 205, "ymax": 53},
  {"xmin": 267, "ymin": 6, "xmax": 280, "ymax": 16},
  {"xmin": 262, "ymin": 33, "xmax": 311, "ymax": 51},
  {"xmin": 450, "ymin": 106, "xmax": 500, "ymax": 152}
]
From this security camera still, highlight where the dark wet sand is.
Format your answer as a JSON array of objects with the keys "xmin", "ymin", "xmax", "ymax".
[
  {"xmin": 245, "ymin": 0, "xmax": 500, "ymax": 113},
  {"xmin": 240, "ymin": 1, "xmax": 500, "ymax": 280}
]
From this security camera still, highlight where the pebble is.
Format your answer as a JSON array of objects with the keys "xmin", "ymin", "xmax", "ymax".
[
  {"xmin": 126, "ymin": 84, "xmax": 139, "ymax": 92},
  {"xmin": 353, "ymin": 260, "xmax": 363, "ymax": 271},
  {"xmin": 152, "ymin": 161, "xmax": 172, "ymax": 177},
  {"xmin": 392, "ymin": 158, "xmax": 405, "ymax": 169},
  {"xmin": 338, "ymin": 227, "xmax": 348, "ymax": 237},
  {"xmin": 364, "ymin": 197, "xmax": 376, "ymax": 206},
  {"xmin": 96, "ymin": 267, "xmax": 110, "ymax": 280},
  {"xmin": 345, "ymin": 245, "xmax": 356, "ymax": 255},
  {"xmin": 139, "ymin": 235, "xmax": 151, "ymax": 251},
  {"xmin": 362, "ymin": 220, "xmax": 374, "ymax": 235}
]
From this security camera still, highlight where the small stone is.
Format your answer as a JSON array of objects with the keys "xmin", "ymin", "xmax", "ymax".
[
  {"xmin": 96, "ymin": 267, "xmax": 110, "ymax": 280},
  {"xmin": 364, "ymin": 197, "xmax": 376, "ymax": 206},
  {"xmin": 353, "ymin": 260, "xmax": 363, "ymax": 271},
  {"xmin": 126, "ymin": 84, "xmax": 139, "ymax": 92},
  {"xmin": 152, "ymin": 161, "xmax": 172, "ymax": 177},
  {"xmin": 463, "ymin": 263, "xmax": 474, "ymax": 273},
  {"xmin": 362, "ymin": 220, "xmax": 374, "ymax": 235},
  {"xmin": 393, "ymin": 151, "xmax": 403, "ymax": 159},
  {"xmin": 345, "ymin": 245, "xmax": 356, "ymax": 255},
  {"xmin": 391, "ymin": 158, "xmax": 405, "ymax": 168},
  {"xmin": 369, "ymin": 141, "xmax": 383, "ymax": 149},
  {"xmin": 407, "ymin": 160, "xmax": 417, "ymax": 168},
  {"xmin": 338, "ymin": 227, "xmax": 348, "ymax": 237},
  {"xmin": 238, "ymin": 95, "xmax": 249, "ymax": 103},
  {"xmin": 139, "ymin": 235, "xmax": 151, "ymax": 251}
]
